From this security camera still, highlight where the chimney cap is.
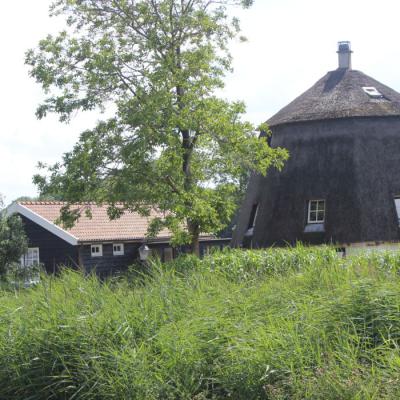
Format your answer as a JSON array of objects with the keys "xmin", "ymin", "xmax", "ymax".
[{"xmin": 337, "ymin": 41, "xmax": 353, "ymax": 53}]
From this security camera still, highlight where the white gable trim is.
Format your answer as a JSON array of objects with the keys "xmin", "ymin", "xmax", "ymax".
[{"xmin": 6, "ymin": 203, "xmax": 79, "ymax": 246}]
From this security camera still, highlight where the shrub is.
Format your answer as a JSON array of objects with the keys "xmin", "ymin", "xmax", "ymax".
[{"xmin": 0, "ymin": 214, "xmax": 28, "ymax": 280}]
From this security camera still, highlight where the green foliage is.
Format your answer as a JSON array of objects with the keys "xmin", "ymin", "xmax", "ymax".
[
  {"xmin": 0, "ymin": 214, "xmax": 28, "ymax": 280},
  {"xmin": 27, "ymin": 0, "xmax": 288, "ymax": 251},
  {"xmin": 3, "ymin": 247, "xmax": 400, "ymax": 398},
  {"xmin": 6, "ymin": 263, "xmax": 42, "ymax": 288},
  {"xmin": 13, "ymin": 194, "xmax": 64, "ymax": 203}
]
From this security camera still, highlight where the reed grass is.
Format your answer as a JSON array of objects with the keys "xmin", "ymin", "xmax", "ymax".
[{"xmin": 1, "ymin": 245, "xmax": 400, "ymax": 399}]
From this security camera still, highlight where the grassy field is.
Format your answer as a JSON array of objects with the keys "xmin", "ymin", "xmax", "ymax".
[{"xmin": 1, "ymin": 246, "xmax": 400, "ymax": 399}]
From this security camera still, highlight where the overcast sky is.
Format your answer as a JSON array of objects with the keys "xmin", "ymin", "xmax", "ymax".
[{"xmin": 1, "ymin": 0, "xmax": 400, "ymax": 204}]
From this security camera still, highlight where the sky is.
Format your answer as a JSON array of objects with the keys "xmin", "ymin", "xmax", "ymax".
[{"xmin": 1, "ymin": 0, "xmax": 400, "ymax": 204}]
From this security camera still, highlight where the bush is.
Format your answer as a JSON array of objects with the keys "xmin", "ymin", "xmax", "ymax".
[
  {"xmin": 0, "ymin": 214, "xmax": 28, "ymax": 280},
  {"xmin": 1, "ymin": 246, "xmax": 400, "ymax": 398}
]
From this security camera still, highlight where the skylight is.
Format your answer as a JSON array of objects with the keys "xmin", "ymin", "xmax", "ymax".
[{"xmin": 362, "ymin": 86, "xmax": 384, "ymax": 98}]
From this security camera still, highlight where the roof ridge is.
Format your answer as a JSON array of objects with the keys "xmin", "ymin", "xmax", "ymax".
[
  {"xmin": 18, "ymin": 201, "xmax": 128, "ymax": 206},
  {"xmin": 19, "ymin": 201, "xmax": 67, "ymax": 205}
]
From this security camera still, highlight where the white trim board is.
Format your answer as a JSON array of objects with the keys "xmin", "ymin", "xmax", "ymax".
[{"xmin": 6, "ymin": 203, "xmax": 79, "ymax": 246}]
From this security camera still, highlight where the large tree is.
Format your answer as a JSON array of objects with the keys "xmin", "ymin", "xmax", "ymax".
[
  {"xmin": 27, "ymin": 0, "xmax": 287, "ymax": 254},
  {"xmin": 0, "ymin": 196, "xmax": 28, "ymax": 280}
]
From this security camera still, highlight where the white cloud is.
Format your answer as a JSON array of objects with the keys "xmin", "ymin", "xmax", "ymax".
[{"xmin": 1, "ymin": 0, "xmax": 400, "ymax": 203}]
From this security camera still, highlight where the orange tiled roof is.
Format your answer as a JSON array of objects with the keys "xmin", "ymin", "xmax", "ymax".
[{"xmin": 19, "ymin": 202, "xmax": 172, "ymax": 242}]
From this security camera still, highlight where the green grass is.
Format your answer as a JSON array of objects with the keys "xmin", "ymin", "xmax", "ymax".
[{"xmin": 1, "ymin": 246, "xmax": 400, "ymax": 399}]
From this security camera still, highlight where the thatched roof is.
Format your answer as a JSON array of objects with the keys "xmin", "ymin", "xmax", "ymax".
[{"xmin": 268, "ymin": 69, "xmax": 400, "ymax": 127}]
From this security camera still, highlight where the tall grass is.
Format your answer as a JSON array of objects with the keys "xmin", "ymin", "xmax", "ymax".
[{"xmin": 1, "ymin": 246, "xmax": 400, "ymax": 399}]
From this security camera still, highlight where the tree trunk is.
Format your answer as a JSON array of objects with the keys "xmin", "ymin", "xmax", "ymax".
[
  {"xmin": 176, "ymin": 45, "xmax": 199, "ymax": 256},
  {"xmin": 188, "ymin": 220, "xmax": 200, "ymax": 257}
]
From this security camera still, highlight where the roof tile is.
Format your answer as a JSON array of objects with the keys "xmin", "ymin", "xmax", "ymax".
[{"xmin": 20, "ymin": 202, "xmax": 172, "ymax": 242}]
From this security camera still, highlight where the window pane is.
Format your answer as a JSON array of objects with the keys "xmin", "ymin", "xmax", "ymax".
[
  {"xmin": 113, "ymin": 244, "xmax": 124, "ymax": 255},
  {"xmin": 310, "ymin": 201, "xmax": 317, "ymax": 211},
  {"xmin": 164, "ymin": 247, "xmax": 173, "ymax": 262},
  {"xmin": 317, "ymin": 211, "xmax": 325, "ymax": 221},
  {"xmin": 309, "ymin": 211, "xmax": 317, "ymax": 221},
  {"xmin": 248, "ymin": 204, "xmax": 259, "ymax": 229},
  {"xmin": 395, "ymin": 198, "xmax": 400, "ymax": 223},
  {"xmin": 23, "ymin": 248, "xmax": 39, "ymax": 267},
  {"xmin": 91, "ymin": 245, "xmax": 103, "ymax": 257},
  {"xmin": 317, "ymin": 201, "xmax": 325, "ymax": 211}
]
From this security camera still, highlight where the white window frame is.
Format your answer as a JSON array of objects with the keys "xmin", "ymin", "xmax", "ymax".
[
  {"xmin": 362, "ymin": 86, "xmax": 383, "ymax": 98},
  {"xmin": 394, "ymin": 197, "xmax": 400, "ymax": 225},
  {"xmin": 20, "ymin": 247, "xmax": 40, "ymax": 267},
  {"xmin": 113, "ymin": 243, "xmax": 125, "ymax": 256},
  {"xmin": 91, "ymin": 244, "xmax": 103, "ymax": 257},
  {"xmin": 308, "ymin": 200, "xmax": 326, "ymax": 224},
  {"xmin": 248, "ymin": 204, "xmax": 259, "ymax": 229}
]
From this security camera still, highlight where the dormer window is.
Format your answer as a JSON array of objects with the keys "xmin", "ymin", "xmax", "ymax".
[
  {"xmin": 308, "ymin": 200, "xmax": 325, "ymax": 224},
  {"xmin": 362, "ymin": 86, "xmax": 384, "ymax": 99}
]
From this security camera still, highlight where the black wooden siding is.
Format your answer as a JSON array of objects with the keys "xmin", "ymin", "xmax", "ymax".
[
  {"xmin": 79, "ymin": 243, "xmax": 140, "ymax": 276},
  {"xmin": 20, "ymin": 213, "xmax": 231, "ymax": 276},
  {"xmin": 20, "ymin": 215, "xmax": 79, "ymax": 274},
  {"xmin": 75, "ymin": 240, "xmax": 229, "ymax": 275}
]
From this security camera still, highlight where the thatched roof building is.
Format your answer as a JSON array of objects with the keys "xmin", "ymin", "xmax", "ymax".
[{"xmin": 232, "ymin": 42, "xmax": 400, "ymax": 254}]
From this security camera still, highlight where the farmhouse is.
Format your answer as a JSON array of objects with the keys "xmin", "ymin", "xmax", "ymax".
[
  {"xmin": 232, "ymin": 42, "xmax": 400, "ymax": 255},
  {"xmin": 7, "ymin": 201, "xmax": 228, "ymax": 275}
]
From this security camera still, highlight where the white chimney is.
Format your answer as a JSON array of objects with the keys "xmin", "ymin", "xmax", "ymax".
[{"xmin": 337, "ymin": 41, "xmax": 352, "ymax": 69}]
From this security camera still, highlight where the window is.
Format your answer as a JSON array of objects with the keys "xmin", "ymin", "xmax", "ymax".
[
  {"xmin": 20, "ymin": 248, "xmax": 40, "ymax": 267},
  {"xmin": 308, "ymin": 200, "xmax": 325, "ymax": 223},
  {"xmin": 336, "ymin": 247, "xmax": 346, "ymax": 258},
  {"xmin": 362, "ymin": 86, "xmax": 384, "ymax": 99},
  {"xmin": 91, "ymin": 244, "xmax": 103, "ymax": 257},
  {"xmin": 248, "ymin": 204, "xmax": 259, "ymax": 229},
  {"xmin": 394, "ymin": 197, "xmax": 400, "ymax": 225},
  {"xmin": 163, "ymin": 247, "xmax": 174, "ymax": 262},
  {"xmin": 203, "ymin": 244, "xmax": 217, "ymax": 256},
  {"xmin": 113, "ymin": 243, "xmax": 124, "ymax": 256}
]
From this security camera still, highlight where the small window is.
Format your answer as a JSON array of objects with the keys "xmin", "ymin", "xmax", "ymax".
[
  {"xmin": 203, "ymin": 244, "xmax": 216, "ymax": 256},
  {"xmin": 91, "ymin": 244, "xmax": 103, "ymax": 257},
  {"xmin": 113, "ymin": 243, "xmax": 124, "ymax": 256},
  {"xmin": 163, "ymin": 247, "xmax": 174, "ymax": 262},
  {"xmin": 336, "ymin": 247, "xmax": 346, "ymax": 258},
  {"xmin": 20, "ymin": 248, "xmax": 40, "ymax": 267},
  {"xmin": 394, "ymin": 197, "xmax": 400, "ymax": 225},
  {"xmin": 248, "ymin": 204, "xmax": 259, "ymax": 229},
  {"xmin": 362, "ymin": 86, "xmax": 383, "ymax": 98},
  {"xmin": 308, "ymin": 200, "xmax": 325, "ymax": 224}
]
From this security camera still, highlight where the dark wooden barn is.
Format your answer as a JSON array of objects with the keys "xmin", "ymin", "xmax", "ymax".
[
  {"xmin": 232, "ymin": 42, "xmax": 400, "ymax": 255},
  {"xmin": 7, "ymin": 201, "xmax": 229, "ymax": 276}
]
